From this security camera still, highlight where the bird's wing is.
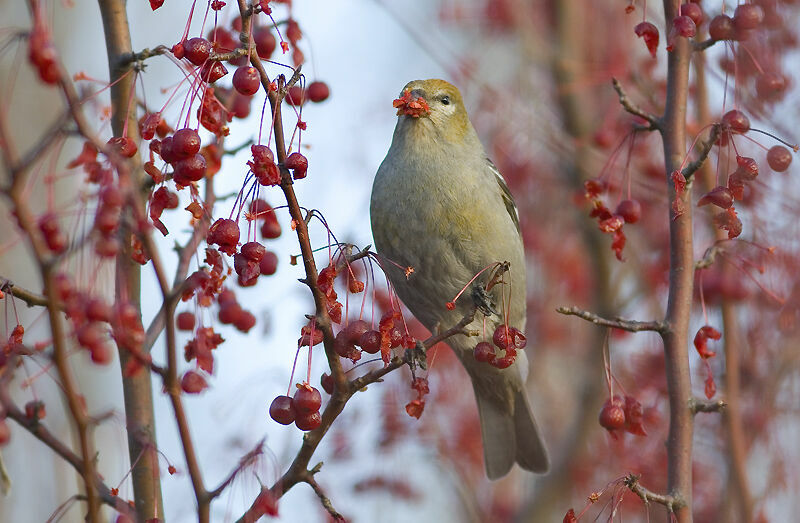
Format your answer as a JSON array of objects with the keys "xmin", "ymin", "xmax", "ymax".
[{"xmin": 486, "ymin": 158, "xmax": 520, "ymax": 234}]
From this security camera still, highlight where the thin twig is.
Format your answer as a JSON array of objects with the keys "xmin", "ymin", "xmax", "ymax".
[
  {"xmin": 0, "ymin": 279, "xmax": 48, "ymax": 307},
  {"xmin": 612, "ymin": 78, "xmax": 661, "ymax": 131},
  {"xmin": 304, "ymin": 473, "xmax": 345, "ymax": 522},
  {"xmin": 682, "ymin": 124, "xmax": 721, "ymax": 179},
  {"xmin": 624, "ymin": 473, "xmax": 684, "ymax": 511},
  {"xmin": 556, "ymin": 306, "xmax": 668, "ymax": 333}
]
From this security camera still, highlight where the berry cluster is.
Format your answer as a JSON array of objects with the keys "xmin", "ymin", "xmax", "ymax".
[
  {"xmin": 472, "ymin": 324, "xmax": 527, "ymax": 369},
  {"xmin": 269, "ymin": 383, "xmax": 322, "ymax": 431},
  {"xmin": 598, "ymin": 394, "xmax": 646, "ymax": 437},
  {"xmin": 584, "ymin": 179, "xmax": 640, "ymax": 261}
]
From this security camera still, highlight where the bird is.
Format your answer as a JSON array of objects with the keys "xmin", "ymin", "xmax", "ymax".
[{"xmin": 370, "ymin": 79, "xmax": 549, "ymax": 479}]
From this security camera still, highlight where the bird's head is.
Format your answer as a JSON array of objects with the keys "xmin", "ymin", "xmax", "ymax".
[{"xmin": 392, "ymin": 79, "xmax": 472, "ymax": 143}]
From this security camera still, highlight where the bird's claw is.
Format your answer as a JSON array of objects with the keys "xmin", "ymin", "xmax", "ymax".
[
  {"xmin": 472, "ymin": 286, "xmax": 498, "ymax": 317},
  {"xmin": 404, "ymin": 341, "xmax": 427, "ymax": 371}
]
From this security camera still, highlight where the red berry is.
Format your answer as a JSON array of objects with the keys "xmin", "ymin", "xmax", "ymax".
[
  {"xmin": 767, "ymin": 145, "xmax": 792, "ymax": 172},
  {"xmin": 615, "ymin": 199, "xmax": 641, "ymax": 224},
  {"xmin": 38, "ymin": 213, "xmax": 67, "ymax": 253},
  {"xmin": 233, "ymin": 310, "xmax": 256, "ymax": 332},
  {"xmin": 285, "ymin": 85, "xmax": 304, "ymax": 106},
  {"xmin": 230, "ymin": 92, "xmax": 252, "ymax": 119},
  {"xmin": 473, "ymin": 341, "xmax": 495, "ymax": 363},
  {"xmin": 107, "ymin": 136, "xmax": 138, "ymax": 158},
  {"xmin": 733, "ymin": 4, "xmax": 763, "ymax": 31},
  {"xmin": 359, "ymin": 330, "xmax": 381, "ymax": 353},
  {"xmin": 233, "ymin": 66, "xmax": 260, "ymax": 96},
  {"xmin": 200, "ymin": 60, "xmax": 228, "ymax": 83},
  {"xmin": 173, "ymin": 128, "xmax": 201, "ymax": 157},
  {"xmin": 293, "ymin": 384, "xmax": 321, "ymax": 414},
  {"xmin": 295, "ymin": 410, "xmax": 321, "ymax": 431},
  {"xmin": 755, "ymin": 72, "xmax": 787, "ymax": 101},
  {"xmin": 254, "ymin": 26, "xmax": 276, "ymax": 59},
  {"xmin": 492, "ymin": 325, "xmax": 526, "ymax": 350},
  {"xmin": 260, "ymin": 213, "xmax": 281, "ymax": 239},
  {"xmin": 85, "ymin": 298, "xmax": 111, "ymax": 322},
  {"xmin": 285, "ymin": 19, "xmax": 302, "ymax": 43},
  {"xmin": 672, "ymin": 15, "xmax": 697, "ymax": 38},
  {"xmin": 173, "ymin": 153, "xmax": 207, "ymax": 184},
  {"xmin": 306, "ymin": 81, "xmax": 330, "ymax": 103},
  {"xmin": 334, "ymin": 331, "xmax": 360, "ymax": 361},
  {"xmin": 269, "ymin": 395, "xmax": 295, "ymax": 425},
  {"xmin": 218, "ymin": 301, "xmax": 242, "ymax": 325},
  {"xmin": 207, "ymin": 218, "xmax": 239, "ymax": 255},
  {"xmin": 184, "ymin": 37, "xmax": 211, "ymax": 66},
  {"xmin": 679, "ymin": 3, "xmax": 704, "ymax": 27},
  {"xmin": 241, "ymin": 241, "xmax": 266, "ymax": 262},
  {"xmin": 259, "ymin": 251, "xmax": 278, "ymax": 275},
  {"xmin": 344, "ymin": 319, "xmax": 370, "ymax": 345},
  {"xmin": 709, "ymin": 14, "xmax": 736, "ymax": 40},
  {"xmin": 285, "ymin": 152, "xmax": 308, "ymax": 180},
  {"xmin": 181, "ymin": 370, "xmax": 208, "ymax": 394},
  {"xmin": 697, "ymin": 186, "xmax": 734, "ymax": 209},
  {"xmin": 735, "ymin": 155, "xmax": 759, "ymax": 180},
  {"xmin": 634, "ymin": 21, "xmax": 659, "ymax": 58},
  {"xmin": 722, "ymin": 110, "xmax": 750, "ymax": 134},
  {"xmin": 159, "ymin": 136, "xmax": 178, "ymax": 164},
  {"xmin": 176, "ymin": 311, "xmax": 196, "ymax": 331},
  {"xmin": 599, "ymin": 396, "xmax": 626, "ymax": 430}
]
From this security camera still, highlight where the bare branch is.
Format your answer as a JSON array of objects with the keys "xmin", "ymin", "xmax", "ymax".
[
  {"xmin": 0, "ymin": 279, "xmax": 48, "ymax": 307},
  {"xmin": 612, "ymin": 78, "xmax": 661, "ymax": 131},
  {"xmin": 682, "ymin": 124, "xmax": 722, "ymax": 179},
  {"xmin": 556, "ymin": 306, "xmax": 668, "ymax": 333},
  {"xmin": 624, "ymin": 473, "xmax": 684, "ymax": 512},
  {"xmin": 304, "ymin": 472, "xmax": 345, "ymax": 521}
]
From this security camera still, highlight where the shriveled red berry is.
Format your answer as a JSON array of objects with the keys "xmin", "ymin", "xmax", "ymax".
[
  {"xmin": 722, "ymin": 110, "xmax": 750, "ymax": 133},
  {"xmin": 259, "ymin": 251, "xmax": 278, "ymax": 276},
  {"xmin": 320, "ymin": 373, "xmax": 335, "ymax": 395},
  {"xmin": 254, "ymin": 26, "xmax": 276, "ymax": 59},
  {"xmin": 359, "ymin": 330, "xmax": 381, "ymax": 353},
  {"xmin": 344, "ymin": 319, "xmax": 370, "ymax": 345},
  {"xmin": 473, "ymin": 341, "xmax": 495, "ymax": 363},
  {"xmin": 615, "ymin": 199, "xmax": 641, "ymax": 224},
  {"xmin": 634, "ymin": 21, "xmax": 659, "ymax": 58},
  {"xmin": 767, "ymin": 145, "xmax": 792, "ymax": 172},
  {"xmin": 293, "ymin": 384, "xmax": 321, "ymax": 414},
  {"xmin": 176, "ymin": 311, "xmax": 196, "ymax": 331},
  {"xmin": 492, "ymin": 325, "xmax": 526, "ymax": 350},
  {"xmin": 285, "ymin": 152, "xmax": 308, "ymax": 179},
  {"xmin": 599, "ymin": 396, "xmax": 626, "ymax": 430},
  {"xmin": 269, "ymin": 395, "xmax": 295, "ymax": 425},
  {"xmin": 184, "ymin": 37, "xmax": 211, "ymax": 66},
  {"xmin": 698, "ymin": 186, "xmax": 734, "ymax": 209},
  {"xmin": 241, "ymin": 241, "xmax": 266, "ymax": 262},
  {"xmin": 107, "ymin": 136, "xmax": 138, "ymax": 158},
  {"xmin": 733, "ymin": 4, "xmax": 764, "ymax": 31},
  {"xmin": 200, "ymin": 60, "xmax": 228, "ymax": 83},
  {"xmin": 232, "ymin": 66, "xmax": 260, "ymax": 96},
  {"xmin": 307, "ymin": 81, "xmax": 330, "ymax": 103},
  {"xmin": 181, "ymin": 370, "xmax": 208, "ymax": 394},
  {"xmin": 334, "ymin": 331, "xmax": 360, "ymax": 361},
  {"xmin": 709, "ymin": 14, "xmax": 736, "ymax": 40},
  {"xmin": 672, "ymin": 15, "xmax": 697, "ymax": 38},
  {"xmin": 207, "ymin": 218, "xmax": 239, "ymax": 254},
  {"xmin": 295, "ymin": 410, "xmax": 321, "ymax": 431}
]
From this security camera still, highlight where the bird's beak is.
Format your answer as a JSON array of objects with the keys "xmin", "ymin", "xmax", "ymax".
[{"xmin": 393, "ymin": 88, "xmax": 431, "ymax": 118}]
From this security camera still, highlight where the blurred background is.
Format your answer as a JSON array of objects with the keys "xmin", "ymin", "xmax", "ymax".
[{"xmin": 1, "ymin": 0, "xmax": 800, "ymax": 521}]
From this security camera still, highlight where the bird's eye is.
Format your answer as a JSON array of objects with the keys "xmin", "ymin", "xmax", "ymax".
[{"xmin": 440, "ymin": 95, "xmax": 451, "ymax": 105}]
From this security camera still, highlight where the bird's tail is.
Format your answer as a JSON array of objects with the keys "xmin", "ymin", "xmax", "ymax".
[{"xmin": 474, "ymin": 383, "xmax": 549, "ymax": 479}]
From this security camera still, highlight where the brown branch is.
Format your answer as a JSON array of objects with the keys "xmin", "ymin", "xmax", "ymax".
[
  {"xmin": 624, "ymin": 473, "xmax": 684, "ymax": 512},
  {"xmin": 689, "ymin": 397, "xmax": 726, "ymax": 414},
  {"xmin": 0, "ymin": 279, "xmax": 48, "ymax": 307},
  {"xmin": 304, "ymin": 473, "xmax": 345, "ymax": 521},
  {"xmin": 612, "ymin": 77, "xmax": 661, "ymax": 131},
  {"xmin": 682, "ymin": 123, "xmax": 721, "ymax": 179},
  {"xmin": 693, "ymin": 38, "xmax": 717, "ymax": 52},
  {"xmin": 556, "ymin": 306, "xmax": 668, "ymax": 333}
]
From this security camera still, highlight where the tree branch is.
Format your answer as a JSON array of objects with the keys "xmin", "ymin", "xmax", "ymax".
[
  {"xmin": 624, "ymin": 473, "xmax": 684, "ymax": 512},
  {"xmin": 556, "ymin": 306, "xmax": 668, "ymax": 333},
  {"xmin": 689, "ymin": 397, "xmax": 726, "ymax": 414},
  {"xmin": 612, "ymin": 77, "xmax": 661, "ymax": 131}
]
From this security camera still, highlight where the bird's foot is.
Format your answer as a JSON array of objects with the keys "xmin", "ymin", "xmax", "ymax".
[
  {"xmin": 472, "ymin": 285, "xmax": 498, "ymax": 317},
  {"xmin": 404, "ymin": 340, "xmax": 427, "ymax": 371}
]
